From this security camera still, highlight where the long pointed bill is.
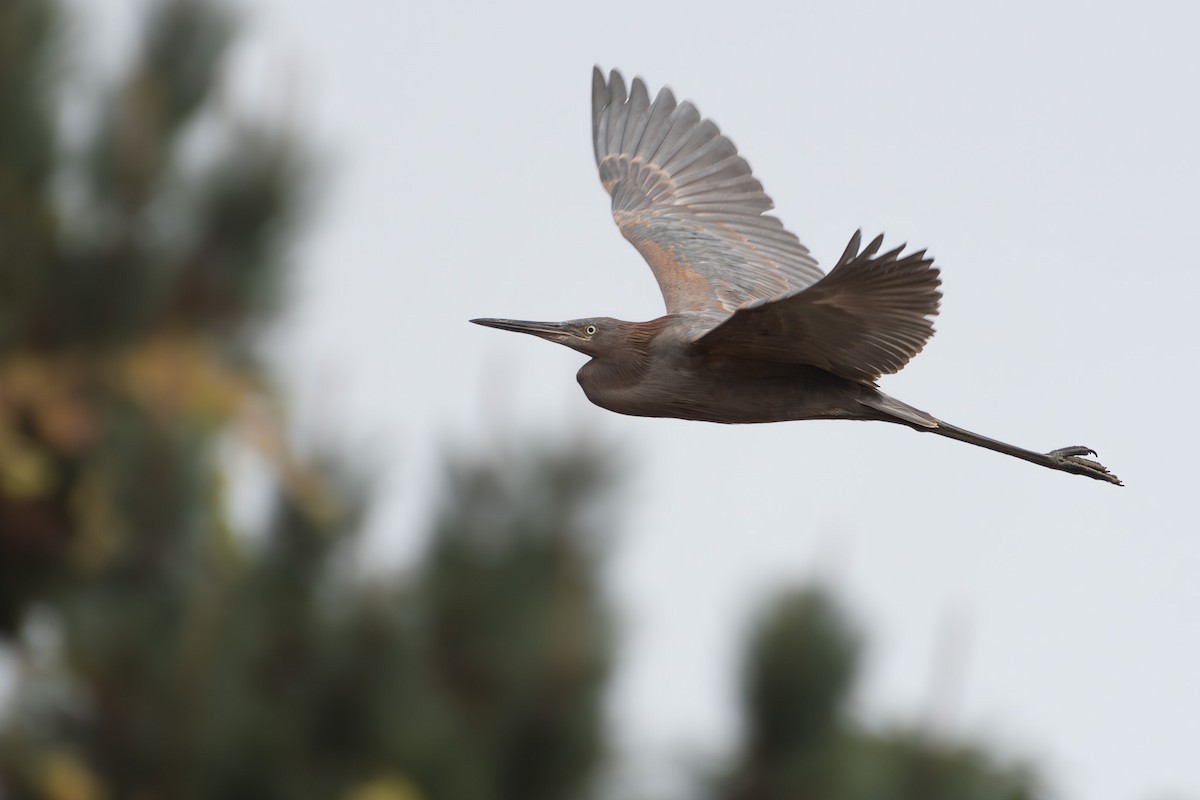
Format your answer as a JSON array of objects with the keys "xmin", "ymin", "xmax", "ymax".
[{"xmin": 470, "ymin": 318, "xmax": 569, "ymax": 340}]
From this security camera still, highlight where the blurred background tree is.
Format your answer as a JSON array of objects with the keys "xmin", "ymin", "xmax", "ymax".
[
  {"xmin": 0, "ymin": 1, "xmax": 1045, "ymax": 799},
  {"xmin": 711, "ymin": 588, "xmax": 1039, "ymax": 800}
]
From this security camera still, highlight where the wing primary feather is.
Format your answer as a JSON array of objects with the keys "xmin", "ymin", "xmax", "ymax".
[
  {"xmin": 592, "ymin": 68, "xmax": 611, "ymax": 164},
  {"xmin": 878, "ymin": 243, "xmax": 906, "ymax": 263},
  {"xmin": 634, "ymin": 87, "xmax": 679, "ymax": 161},
  {"xmin": 649, "ymin": 102, "xmax": 702, "ymax": 165},
  {"xmin": 674, "ymin": 172, "xmax": 760, "ymax": 199},
  {"xmin": 669, "ymin": 139, "xmax": 741, "ymax": 184},
  {"xmin": 606, "ymin": 71, "xmax": 630, "ymax": 156},
  {"xmin": 660, "ymin": 119, "xmax": 721, "ymax": 171},
  {"xmin": 673, "ymin": 158, "xmax": 752, "ymax": 192},
  {"xmin": 839, "ymin": 230, "xmax": 863, "ymax": 265},
  {"xmin": 687, "ymin": 192, "xmax": 772, "ymax": 208},
  {"xmin": 861, "ymin": 233, "xmax": 885, "ymax": 260},
  {"xmin": 622, "ymin": 78, "xmax": 653, "ymax": 154}
]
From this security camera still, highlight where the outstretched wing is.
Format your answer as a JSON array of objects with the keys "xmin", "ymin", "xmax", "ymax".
[
  {"xmin": 592, "ymin": 67, "xmax": 824, "ymax": 315},
  {"xmin": 692, "ymin": 231, "xmax": 942, "ymax": 385}
]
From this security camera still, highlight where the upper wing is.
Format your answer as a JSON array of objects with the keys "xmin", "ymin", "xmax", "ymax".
[
  {"xmin": 692, "ymin": 231, "xmax": 942, "ymax": 384},
  {"xmin": 592, "ymin": 67, "xmax": 824, "ymax": 315}
]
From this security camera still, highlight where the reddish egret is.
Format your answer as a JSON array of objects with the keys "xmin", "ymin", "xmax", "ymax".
[{"xmin": 473, "ymin": 68, "xmax": 1120, "ymax": 485}]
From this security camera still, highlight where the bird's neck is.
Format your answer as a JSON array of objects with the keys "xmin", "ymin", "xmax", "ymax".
[
  {"xmin": 576, "ymin": 318, "xmax": 670, "ymax": 410},
  {"xmin": 581, "ymin": 350, "xmax": 651, "ymax": 388}
]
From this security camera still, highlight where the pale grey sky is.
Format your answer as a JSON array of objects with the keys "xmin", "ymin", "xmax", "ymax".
[{"xmin": 95, "ymin": 1, "xmax": 1200, "ymax": 798}]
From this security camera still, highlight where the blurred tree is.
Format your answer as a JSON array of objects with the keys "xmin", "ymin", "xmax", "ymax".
[
  {"xmin": 0, "ymin": 0, "xmax": 300, "ymax": 634},
  {"xmin": 0, "ymin": 1, "xmax": 616, "ymax": 798},
  {"xmin": 0, "ymin": 2, "xmax": 1062, "ymax": 800},
  {"xmin": 408, "ymin": 446, "xmax": 614, "ymax": 800},
  {"xmin": 715, "ymin": 587, "xmax": 1039, "ymax": 800},
  {"xmin": 723, "ymin": 588, "xmax": 859, "ymax": 800}
]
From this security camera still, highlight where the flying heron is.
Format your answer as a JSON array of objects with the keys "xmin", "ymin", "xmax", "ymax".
[{"xmin": 473, "ymin": 67, "xmax": 1121, "ymax": 486}]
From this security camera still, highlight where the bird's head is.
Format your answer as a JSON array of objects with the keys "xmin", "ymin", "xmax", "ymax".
[{"xmin": 470, "ymin": 316, "xmax": 633, "ymax": 358}]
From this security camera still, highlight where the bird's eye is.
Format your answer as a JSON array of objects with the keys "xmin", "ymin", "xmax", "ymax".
[{"xmin": 584, "ymin": 325, "xmax": 597, "ymax": 336}]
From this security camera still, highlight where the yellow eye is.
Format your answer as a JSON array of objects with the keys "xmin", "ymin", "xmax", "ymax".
[{"xmin": 584, "ymin": 325, "xmax": 597, "ymax": 336}]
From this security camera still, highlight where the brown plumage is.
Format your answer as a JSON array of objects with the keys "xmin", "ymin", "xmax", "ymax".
[{"xmin": 472, "ymin": 67, "xmax": 1121, "ymax": 485}]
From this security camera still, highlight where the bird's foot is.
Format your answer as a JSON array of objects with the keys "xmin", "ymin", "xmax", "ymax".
[{"xmin": 1047, "ymin": 446, "xmax": 1123, "ymax": 486}]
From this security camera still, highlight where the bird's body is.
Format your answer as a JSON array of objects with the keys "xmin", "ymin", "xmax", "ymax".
[
  {"xmin": 575, "ymin": 320, "xmax": 881, "ymax": 424},
  {"xmin": 583, "ymin": 355, "xmax": 857, "ymax": 425},
  {"xmin": 473, "ymin": 68, "xmax": 1121, "ymax": 485}
]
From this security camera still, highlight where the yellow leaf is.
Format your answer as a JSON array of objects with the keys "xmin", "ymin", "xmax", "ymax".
[
  {"xmin": 122, "ymin": 336, "xmax": 250, "ymax": 424},
  {"xmin": 341, "ymin": 775, "xmax": 425, "ymax": 800},
  {"xmin": 37, "ymin": 751, "xmax": 106, "ymax": 800},
  {"xmin": 0, "ymin": 435, "xmax": 56, "ymax": 499}
]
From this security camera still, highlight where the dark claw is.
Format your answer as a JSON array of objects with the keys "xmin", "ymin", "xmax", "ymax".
[
  {"xmin": 1047, "ymin": 446, "xmax": 1123, "ymax": 486},
  {"xmin": 1049, "ymin": 445, "xmax": 1097, "ymax": 458}
]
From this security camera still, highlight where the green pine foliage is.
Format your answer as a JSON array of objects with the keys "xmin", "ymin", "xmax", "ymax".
[
  {"xmin": 0, "ymin": 0, "xmax": 302, "ymax": 635},
  {"xmin": 716, "ymin": 589, "xmax": 1039, "ymax": 800}
]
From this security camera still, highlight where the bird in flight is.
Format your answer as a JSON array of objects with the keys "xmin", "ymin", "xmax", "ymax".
[{"xmin": 473, "ymin": 67, "xmax": 1120, "ymax": 485}]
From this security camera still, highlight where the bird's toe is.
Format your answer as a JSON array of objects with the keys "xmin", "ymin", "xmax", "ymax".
[{"xmin": 1047, "ymin": 446, "xmax": 1122, "ymax": 486}]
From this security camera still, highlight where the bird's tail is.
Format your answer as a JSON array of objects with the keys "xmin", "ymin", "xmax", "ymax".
[{"xmin": 860, "ymin": 392, "xmax": 938, "ymax": 428}]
